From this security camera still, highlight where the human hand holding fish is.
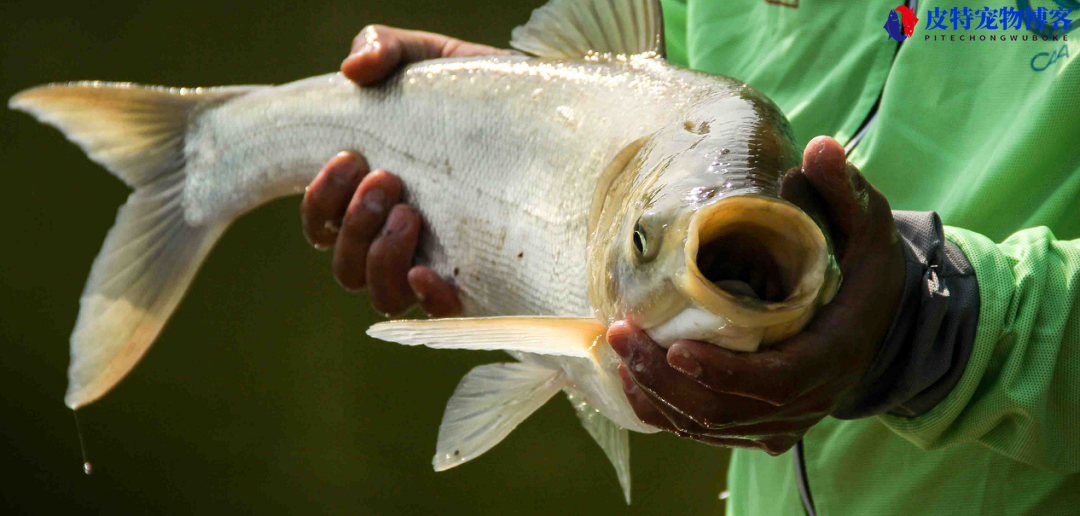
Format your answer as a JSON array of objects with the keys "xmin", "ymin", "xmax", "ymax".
[
  {"xmin": 607, "ymin": 136, "xmax": 906, "ymax": 455},
  {"xmin": 9, "ymin": 0, "xmax": 902, "ymax": 503},
  {"xmin": 302, "ymin": 25, "xmax": 505, "ymax": 316},
  {"xmin": 310, "ymin": 26, "xmax": 907, "ymax": 455}
]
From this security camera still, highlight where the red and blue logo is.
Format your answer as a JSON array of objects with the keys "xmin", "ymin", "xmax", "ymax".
[{"xmin": 884, "ymin": 5, "xmax": 920, "ymax": 41}]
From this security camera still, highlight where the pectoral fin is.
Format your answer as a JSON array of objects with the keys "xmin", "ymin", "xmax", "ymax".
[{"xmin": 366, "ymin": 317, "xmax": 606, "ymax": 358}]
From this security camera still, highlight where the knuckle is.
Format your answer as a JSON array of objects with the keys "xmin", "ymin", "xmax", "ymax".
[
  {"xmin": 367, "ymin": 235, "xmax": 390, "ymax": 267},
  {"xmin": 440, "ymin": 37, "xmax": 463, "ymax": 57},
  {"xmin": 341, "ymin": 201, "xmax": 369, "ymax": 236}
]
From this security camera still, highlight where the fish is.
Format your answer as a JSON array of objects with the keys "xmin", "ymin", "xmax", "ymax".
[
  {"xmin": 8, "ymin": 0, "xmax": 840, "ymax": 503},
  {"xmin": 896, "ymin": 5, "xmax": 919, "ymax": 38},
  {"xmin": 884, "ymin": 9, "xmax": 908, "ymax": 42}
]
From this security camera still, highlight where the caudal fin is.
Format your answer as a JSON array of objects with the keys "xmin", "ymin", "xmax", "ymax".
[{"xmin": 9, "ymin": 82, "xmax": 260, "ymax": 408}]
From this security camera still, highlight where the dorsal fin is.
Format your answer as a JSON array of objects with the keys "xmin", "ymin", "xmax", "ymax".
[{"xmin": 510, "ymin": 0, "xmax": 665, "ymax": 59}]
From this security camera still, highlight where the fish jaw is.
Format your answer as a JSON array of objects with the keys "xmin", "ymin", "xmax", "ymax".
[
  {"xmin": 643, "ymin": 307, "xmax": 765, "ymax": 351},
  {"xmin": 675, "ymin": 194, "xmax": 840, "ymax": 347}
]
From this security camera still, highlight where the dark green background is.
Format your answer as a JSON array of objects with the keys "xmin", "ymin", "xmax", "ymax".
[{"xmin": 1, "ymin": 0, "xmax": 730, "ymax": 514}]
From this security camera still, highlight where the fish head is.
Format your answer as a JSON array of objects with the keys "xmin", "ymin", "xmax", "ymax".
[{"xmin": 587, "ymin": 93, "xmax": 841, "ymax": 352}]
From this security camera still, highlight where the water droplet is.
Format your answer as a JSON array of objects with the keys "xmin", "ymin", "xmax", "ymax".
[{"xmin": 73, "ymin": 410, "xmax": 91, "ymax": 476}]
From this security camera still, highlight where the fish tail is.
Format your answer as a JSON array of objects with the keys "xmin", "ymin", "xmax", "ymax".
[{"xmin": 9, "ymin": 82, "xmax": 262, "ymax": 408}]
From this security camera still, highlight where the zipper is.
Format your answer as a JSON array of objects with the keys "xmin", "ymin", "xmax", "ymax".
[
  {"xmin": 844, "ymin": 0, "xmax": 918, "ymax": 156},
  {"xmin": 794, "ymin": 439, "xmax": 817, "ymax": 516},
  {"xmin": 797, "ymin": 2, "xmax": 920, "ymax": 513}
]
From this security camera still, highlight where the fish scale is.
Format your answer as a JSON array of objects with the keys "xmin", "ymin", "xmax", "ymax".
[
  {"xmin": 184, "ymin": 59, "xmax": 707, "ymax": 317},
  {"xmin": 10, "ymin": 0, "xmax": 838, "ymax": 504}
]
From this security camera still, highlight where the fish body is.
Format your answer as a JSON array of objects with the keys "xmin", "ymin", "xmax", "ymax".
[
  {"xmin": 9, "ymin": 0, "xmax": 839, "ymax": 503},
  {"xmin": 884, "ymin": 9, "xmax": 908, "ymax": 42},
  {"xmin": 189, "ymin": 56, "xmax": 724, "ymax": 319}
]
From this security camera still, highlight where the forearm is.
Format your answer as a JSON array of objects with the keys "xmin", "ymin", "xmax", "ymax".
[
  {"xmin": 833, "ymin": 211, "xmax": 979, "ymax": 419},
  {"xmin": 837, "ymin": 215, "xmax": 1080, "ymax": 472}
]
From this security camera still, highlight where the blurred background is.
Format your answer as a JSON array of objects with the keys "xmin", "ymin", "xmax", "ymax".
[{"xmin": 0, "ymin": 0, "xmax": 730, "ymax": 514}]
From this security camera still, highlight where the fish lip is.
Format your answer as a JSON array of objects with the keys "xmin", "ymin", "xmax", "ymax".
[{"xmin": 677, "ymin": 194, "xmax": 829, "ymax": 330}]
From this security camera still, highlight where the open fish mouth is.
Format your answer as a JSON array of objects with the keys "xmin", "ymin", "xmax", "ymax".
[{"xmin": 656, "ymin": 195, "xmax": 834, "ymax": 350}]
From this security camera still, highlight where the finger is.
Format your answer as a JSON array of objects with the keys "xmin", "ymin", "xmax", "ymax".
[
  {"xmin": 694, "ymin": 417, "xmax": 818, "ymax": 439},
  {"xmin": 801, "ymin": 136, "xmax": 895, "ymax": 253},
  {"xmin": 332, "ymin": 170, "xmax": 402, "ymax": 291},
  {"xmin": 624, "ymin": 365, "xmax": 714, "ymax": 435},
  {"xmin": 366, "ymin": 204, "xmax": 422, "ymax": 316},
  {"xmin": 622, "ymin": 359, "xmax": 814, "ymax": 448},
  {"xmin": 693, "ymin": 434, "xmax": 802, "ymax": 456},
  {"xmin": 407, "ymin": 266, "xmax": 463, "ymax": 317},
  {"xmin": 609, "ymin": 323, "xmax": 777, "ymax": 428},
  {"xmin": 342, "ymin": 25, "xmax": 506, "ymax": 85},
  {"xmin": 689, "ymin": 435, "xmax": 777, "ymax": 451},
  {"xmin": 665, "ymin": 333, "xmax": 838, "ymax": 407},
  {"xmin": 618, "ymin": 364, "xmax": 679, "ymax": 433},
  {"xmin": 301, "ymin": 152, "xmax": 367, "ymax": 249}
]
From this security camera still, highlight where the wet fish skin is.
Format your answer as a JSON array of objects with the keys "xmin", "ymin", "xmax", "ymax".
[
  {"xmin": 184, "ymin": 55, "xmax": 766, "ymax": 321},
  {"xmin": 7, "ymin": 0, "xmax": 838, "ymax": 502}
]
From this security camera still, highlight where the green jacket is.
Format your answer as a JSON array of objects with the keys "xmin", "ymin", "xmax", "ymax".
[{"xmin": 661, "ymin": 0, "xmax": 1080, "ymax": 514}]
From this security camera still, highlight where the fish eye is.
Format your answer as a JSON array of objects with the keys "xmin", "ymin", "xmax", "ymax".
[{"xmin": 633, "ymin": 221, "xmax": 648, "ymax": 257}]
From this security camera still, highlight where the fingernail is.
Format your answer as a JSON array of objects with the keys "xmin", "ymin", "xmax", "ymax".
[
  {"xmin": 326, "ymin": 156, "xmax": 359, "ymax": 188},
  {"xmin": 353, "ymin": 26, "xmax": 381, "ymax": 56},
  {"xmin": 617, "ymin": 366, "xmax": 636, "ymax": 393},
  {"xmin": 668, "ymin": 347, "xmax": 703, "ymax": 378},
  {"xmin": 607, "ymin": 329, "xmax": 629, "ymax": 358},
  {"xmin": 324, "ymin": 218, "xmax": 342, "ymax": 234},
  {"xmin": 363, "ymin": 188, "xmax": 386, "ymax": 213},
  {"xmin": 382, "ymin": 207, "xmax": 412, "ymax": 237}
]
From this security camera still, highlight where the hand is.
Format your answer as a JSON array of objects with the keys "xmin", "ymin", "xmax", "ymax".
[
  {"xmin": 607, "ymin": 136, "xmax": 906, "ymax": 455},
  {"xmin": 301, "ymin": 26, "xmax": 503, "ymax": 316}
]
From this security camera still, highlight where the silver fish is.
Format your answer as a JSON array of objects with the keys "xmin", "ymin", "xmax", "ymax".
[{"xmin": 9, "ymin": 0, "xmax": 839, "ymax": 502}]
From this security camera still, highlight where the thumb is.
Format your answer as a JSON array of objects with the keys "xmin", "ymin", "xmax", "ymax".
[
  {"xmin": 800, "ymin": 136, "xmax": 880, "ymax": 247},
  {"xmin": 342, "ymin": 26, "xmax": 507, "ymax": 86}
]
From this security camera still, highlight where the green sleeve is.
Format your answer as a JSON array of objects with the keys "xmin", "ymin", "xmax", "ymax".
[
  {"xmin": 660, "ymin": 0, "xmax": 688, "ymax": 67},
  {"xmin": 880, "ymin": 225, "xmax": 1080, "ymax": 473}
]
